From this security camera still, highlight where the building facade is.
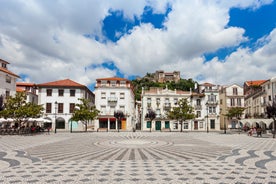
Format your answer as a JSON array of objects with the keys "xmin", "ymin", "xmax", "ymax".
[
  {"xmin": 154, "ymin": 70, "xmax": 180, "ymax": 83},
  {"xmin": 16, "ymin": 82, "xmax": 38, "ymax": 104},
  {"xmin": 36, "ymin": 79, "xmax": 95, "ymax": 132},
  {"xmin": 198, "ymin": 83, "xmax": 221, "ymax": 131},
  {"xmin": 141, "ymin": 87, "xmax": 192, "ymax": 131},
  {"xmin": 0, "ymin": 59, "xmax": 20, "ymax": 101},
  {"xmin": 220, "ymin": 84, "xmax": 245, "ymax": 129},
  {"xmin": 94, "ymin": 77, "xmax": 135, "ymax": 131}
]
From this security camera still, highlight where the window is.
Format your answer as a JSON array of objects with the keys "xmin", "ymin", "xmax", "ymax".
[
  {"xmin": 230, "ymin": 98, "xmax": 235, "ymax": 106},
  {"xmin": 101, "ymin": 105, "xmax": 106, "ymax": 113},
  {"xmin": 6, "ymin": 75, "xmax": 11, "ymax": 83},
  {"xmin": 196, "ymin": 99, "xmax": 201, "ymax": 105},
  {"xmin": 5, "ymin": 90, "xmax": 10, "ymax": 98},
  {"xmin": 119, "ymin": 106, "xmax": 125, "ymax": 111},
  {"xmin": 110, "ymin": 92, "xmax": 116, "ymax": 97},
  {"xmin": 69, "ymin": 103, "xmax": 75, "ymax": 113},
  {"xmin": 58, "ymin": 103, "xmax": 63, "ymax": 113},
  {"xmin": 70, "ymin": 89, "xmax": 75, "ymax": 97},
  {"xmin": 110, "ymin": 106, "xmax": 115, "ymax": 113},
  {"xmin": 208, "ymin": 94, "xmax": 216, "ymax": 102},
  {"xmin": 46, "ymin": 103, "xmax": 52, "ymax": 113},
  {"xmin": 237, "ymin": 98, "xmax": 242, "ymax": 106},
  {"xmin": 269, "ymin": 95, "xmax": 272, "ymax": 101},
  {"xmin": 111, "ymin": 81, "xmax": 116, "ymax": 87},
  {"xmin": 156, "ymin": 109, "xmax": 161, "ymax": 118},
  {"xmin": 209, "ymin": 107, "xmax": 216, "ymax": 114},
  {"xmin": 101, "ymin": 92, "xmax": 106, "ymax": 99},
  {"xmin": 200, "ymin": 122, "xmax": 203, "ymax": 128},
  {"xmin": 210, "ymin": 119, "xmax": 215, "ymax": 129},
  {"xmin": 233, "ymin": 87, "xmax": 238, "ymax": 95},
  {"xmin": 58, "ymin": 89, "xmax": 64, "ymax": 96},
  {"xmin": 174, "ymin": 98, "xmax": 178, "ymax": 105},
  {"xmin": 2, "ymin": 63, "xmax": 7, "ymax": 68},
  {"xmin": 165, "ymin": 121, "xmax": 170, "ymax": 128},
  {"xmin": 196, "ymin": 111, "xmax": 201, "ymax": 118},
  {"xmin": 120, "ymin": 81, "xmax": 126, "ymax": 87},
  {"xmin": 46, "ymin": 89, "xmax": 52, "ymax": 96},
  {"xmin": 183, "ymin": 122, "xmax": 188, "ymax": 129},
  {"xmin": 120, "ymin": 93, "xmax": 125, "ymax": 99}
]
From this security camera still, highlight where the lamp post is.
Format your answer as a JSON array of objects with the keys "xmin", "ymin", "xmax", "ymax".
[
  {"xmin": 54, "ymin": 101, "xmax": 58, "ymax": 134},
  {"xmin": 206, "ymin": 106, "xmax": 209, "ymax": 133},
  {"xmin": 224, "ymin": 116, "xmax": 227, "ymax": 134}
]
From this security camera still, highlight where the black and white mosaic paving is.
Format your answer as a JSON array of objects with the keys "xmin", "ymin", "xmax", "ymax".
[{"xmin": 0, "ymin": 132, "xmax": 275, "ymax": 183}]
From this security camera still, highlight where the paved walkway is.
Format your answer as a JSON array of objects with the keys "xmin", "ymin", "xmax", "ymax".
[{"xmin": 0, "ymin": 132, "xmax": 275, "ymax": 183}]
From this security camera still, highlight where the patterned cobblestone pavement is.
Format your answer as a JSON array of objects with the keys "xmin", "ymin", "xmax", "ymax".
[{"xmin": 0, "ymin": 132, "xmax": 275, "ymax": 183}]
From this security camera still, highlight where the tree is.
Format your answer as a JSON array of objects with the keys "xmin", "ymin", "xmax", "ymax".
[
  {"xmin": 266, "ymin": 100, "xmax": 276, "ymax": 138},
  {"xmin": 225, "ymin": 107, "xmax": 246, "ymax": 120},
  {"xmin": 114, "ymin": 110, "xmax": 125, "ymax": 132},
  {"xmin": 167, "ymin": 98, "xmax": 195, "ymax": 132},
  {"xmin": 145, "ymin": 109, "xmax": 156, "ymax": 132},
  {"xmin": 71, "ymin": 98, "xmax": 99, "ymax": 132},
  {"xmin": 0, "ymin": 95, "xmax": 4, "ymax": 111},
  {"xmin": 0, "ymin": 92, "xmax": 44, "ymax": 127}
]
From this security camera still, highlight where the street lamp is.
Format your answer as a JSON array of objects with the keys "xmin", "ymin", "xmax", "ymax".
[
  {"xmin": 54, "ymin": 101, "xmax": 58, "ymax": 134},
  {"xmin": 206, "ymin": 106, "xmax": 209, "ymax": 133}
]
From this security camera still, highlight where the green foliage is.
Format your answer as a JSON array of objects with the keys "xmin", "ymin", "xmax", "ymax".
[
  {"xmin": 71, "ymin": 98, "xmax": 100, "ymax": 132},
  {"xmin": 225, "ymin": 107, "xmax": 246, "ymax": 119},
  {"xmin": 145, "ymin": 109, "xmax": 156, "ymax": 132},
  {"xmin": 131, "ymin": 76, "xmax": 197, "ymax": 101},
  {"xmin": 166, "ymin": 98, "xmax": 195, "ymax": 132},
  {"xmin": 0, "ymin": 92, "xmax": 44, "ymax": 126}
]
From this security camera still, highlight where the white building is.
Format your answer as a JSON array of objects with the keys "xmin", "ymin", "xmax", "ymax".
[
  {"xmin": 36, "ymin": 79, "xmax": 95, "ymax": 132},
  {"xmin": 94, "ymin": 77, "xmax": 135, "ymax": 131},
  {"xmin": 0, "ymin": 59, "xmax": 20, "ymax": 101},
  {"xmin": 198, "ymin": 83, "xmax": 221, "ymax": 131},
  {"xmin": 141, "ymin": 87, "xmax": 192, "ymax": 131},
  {"xmin": 16, "ymin": 82, "xmax": 38, "ymax": 104},
  {"xmin": 220, "ymin": 84, "xmax": 245, "ymax": 129}
]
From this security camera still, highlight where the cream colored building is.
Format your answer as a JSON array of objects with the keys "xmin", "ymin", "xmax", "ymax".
[{"xmin": 219, "ymin": 84, "xmax": 245, "ymax": 129}]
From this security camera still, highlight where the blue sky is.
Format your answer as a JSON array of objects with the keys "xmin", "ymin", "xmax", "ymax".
[{"xmin": 0, "ymin": 0, "xmax": 276, "ymax": 89}]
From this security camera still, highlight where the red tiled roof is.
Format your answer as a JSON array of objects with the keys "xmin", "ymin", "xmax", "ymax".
[
  {"xmin": 0, "ymin": 67, "xmax": 20, "ymax": 78},
  {"xmin": 96, "ymin": 77, "xmax": 129, "ymax": 82},
  {"xmin": 245, "ymin": 80, "xmax": 266, "ymax": 86},
  {"xmin": 16, "ymin": 87, "xmax": 25, "ymax": 92},
  {"xmin": 16, "ymin": 82, "xmax": 35, "ymax": 87},
  {"xmin": 200, "ymin": 82, "xmax": 214, "ymax": 86},
  {"xmin": 37, "ymin": 79, "xmax": 85, "ymax": 87}
]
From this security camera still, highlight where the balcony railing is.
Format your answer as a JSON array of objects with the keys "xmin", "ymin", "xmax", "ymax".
[
  {"xmin": 163, "ymin": 103, "xmax": 171, "ymax": 110},
  {"xmin": 107, "ymin": 97, "xmax": 118, "ymax": 103},
  {"xmin": 206, "ymin": 100, "xmax": 218, "ymax": 105},
  {"xmin": 194, "ymin": 105, "xmax": 202, "ymax": 110}
]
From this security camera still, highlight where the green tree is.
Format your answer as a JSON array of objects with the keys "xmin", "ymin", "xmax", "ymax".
[
  {"xmin": 167, "ymin": 98, "xmax": 195, "ymax": 132},
  {"xmin": 71, "ymin": 98, "xmax": 99, "ymax": 132},
  {"xmin": 225, "ymin": 107, "xmax": 246, "ymax": 120},
  {"xmin": 0, "ymin": 92, "xmax": 44, "ymax": 127},
  {"xmin": 266, "ymin": 100, "xmax": 276, "ymax": 138},
  {"xmin": 145, "ymin": 109, "xmax": 156, "ymax": 132},
  {"xmin": 114, "ymin": 110, "xmax": 125, "ymax": 132}
]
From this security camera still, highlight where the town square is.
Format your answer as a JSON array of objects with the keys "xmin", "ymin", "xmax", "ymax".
[{"xmin": 0, "ymin": 131, "xmax": 275, "ymax": 183}]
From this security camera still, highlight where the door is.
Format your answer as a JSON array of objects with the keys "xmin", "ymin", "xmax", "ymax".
[
  {"xmin": 165, "ymin": 121, "xmax": 170, "ymax": 129},
  {"xmin": 155, "ymin": 121, "xmax": 161, "ymax": 131},
  {"xmin": 194, "ymin": 121, "xmax": 198, "ymax": 130},
  {"xmin": 121, "ymin": 119, "xmax": 126, "ymax": 130}
]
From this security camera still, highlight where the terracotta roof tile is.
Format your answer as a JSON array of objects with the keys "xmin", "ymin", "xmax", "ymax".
[
  {"xmin": 96, "ymin": 77, "xmax": 129, "ymax": 82},
  {"xmin": 0, "ymin": 67, "xmax": 20, "ymax": 78},
  {"xmin": 200, "ymin": 82, "xmax": 214, "ymax": 86},
  {"xmin": 37, "ymin": 79, "xmax": 85, "ymax": 87},
  {"xmin": 245, "ymin": 80, "xmax": 266, "ymax": 86},
  {"xmin": 16, "ymin": 82, "xmax": 36, "ymax": 87}
]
